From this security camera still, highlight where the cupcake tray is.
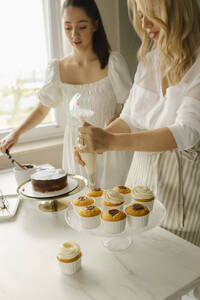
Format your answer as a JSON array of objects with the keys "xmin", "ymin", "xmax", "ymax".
[{"xmin": 64, "ymin": 199, "xmax": 166, "ymax": 238}]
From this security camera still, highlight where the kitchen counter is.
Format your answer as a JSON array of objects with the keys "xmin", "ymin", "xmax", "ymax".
[{"xmin": 0, "ymin": 168, "xmax": 200, "ymax": 300}]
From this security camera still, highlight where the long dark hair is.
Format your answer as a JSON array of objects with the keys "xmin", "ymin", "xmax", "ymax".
[{"xmin": 62, "ymin": 0, "xmax": 111, "ymax": 69}]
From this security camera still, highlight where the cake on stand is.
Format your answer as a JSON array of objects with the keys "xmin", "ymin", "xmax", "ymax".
[
  {"xmin": 17, "ymin": 174, "xmax": 87, "ymax": 212},
  {"xmin": 65, "ymin": 200, "xmax": 166, "ymax": 252}
]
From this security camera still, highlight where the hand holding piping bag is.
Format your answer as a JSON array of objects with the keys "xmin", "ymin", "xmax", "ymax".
[{"xmin": 69, "ymin": 93, "xmax": 97, "ymax": 188}]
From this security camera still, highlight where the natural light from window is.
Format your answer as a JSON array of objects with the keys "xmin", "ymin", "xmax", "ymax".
[{"xmin": 0, "ymin": 0, "xmax": 53, "ymax": 131}]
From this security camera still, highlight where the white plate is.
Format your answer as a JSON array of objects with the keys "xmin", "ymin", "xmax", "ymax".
[
  {"xmin": 0, "ymin": 195, "xmax": 20, "ymax": 220},
  {"xmin": 64, "ymin": 199, "xmax": 166, "ymax": 237},
  {"xmin": 18, "ymin": 177, "xmax": 78, "ymax": 199}
]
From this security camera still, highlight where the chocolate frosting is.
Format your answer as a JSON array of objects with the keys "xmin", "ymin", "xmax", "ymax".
[
  {"xmin": 78, "ymin": 196, "xmax": 88, "ymax": 201},
  {"xmin": 86, "ymin": 205, "xmax": 95, "ymax": 210},
  {"xmin": 108, "ymin": 209, "xmax": 119, "ymax": 216},
  {"xmin": 132, "ymin": 203, "xmax": 144, "ymax": 210}
]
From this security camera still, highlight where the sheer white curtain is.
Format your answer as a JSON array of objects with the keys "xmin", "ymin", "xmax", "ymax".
[
  {"xmin": 42, "ymin": 0, "xmax": 71, "ymax": 59},
  {"xmin": 42, "ymin": 0, "xmax": 64, "ymax": 59}
]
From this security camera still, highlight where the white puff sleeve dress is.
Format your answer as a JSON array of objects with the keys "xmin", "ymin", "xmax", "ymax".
[{"xmin": 38, "ymin": 51, "xmax": 133, "ymax": 189}]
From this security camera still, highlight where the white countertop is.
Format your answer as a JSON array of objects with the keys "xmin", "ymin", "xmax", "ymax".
[{"xmin": 0, "ymin": 169, "xmax": 200, "ymax": 300}]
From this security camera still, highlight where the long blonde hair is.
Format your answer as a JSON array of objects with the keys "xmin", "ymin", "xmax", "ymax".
[{"xmin": 128, "ymin": 0, "xmax": 200, "ymax": 85}]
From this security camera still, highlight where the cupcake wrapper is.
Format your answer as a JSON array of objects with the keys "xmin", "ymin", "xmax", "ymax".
[
  {"xmin": 127, "ymin": 213, "xmax": 149, "ymax": 229},
  {"xmin": 102, "ymin": 219, "xmax": 126, "ymax": 234},
  {"xmin": 58, "ymin": 257, "xmax": 81, "ymax": 275},
  {"xmin": 132, "ymin": 199, "xmax": 154, "ymax": 211},
  {"xmin": 79, "ymin": 214, "xmax": 101, "ymax": 229}
]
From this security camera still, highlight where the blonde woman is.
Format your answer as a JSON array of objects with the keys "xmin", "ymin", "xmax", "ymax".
[{"xmin": 77, "ymin": 0, "xmax": 200, "ymax": 295}]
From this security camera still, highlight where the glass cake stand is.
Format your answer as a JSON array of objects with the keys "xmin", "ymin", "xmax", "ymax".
[
  {"xmin": 65, "ymin": 200, "xmax": 166, "ymax": 252},
  {"xmin": 17, "ymin": 174, "xmax": 87, "ymax": 212}
]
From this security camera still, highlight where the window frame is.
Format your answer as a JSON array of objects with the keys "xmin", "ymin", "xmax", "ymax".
[{"xmin": 0, "ymin": 0, "xmax": 67, "ymax": 143}]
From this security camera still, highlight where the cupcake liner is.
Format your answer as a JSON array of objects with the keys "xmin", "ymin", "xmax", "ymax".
[
  {"xmin": 102, "ymin": 218, "xmax": 126, "ymax": 234},
  {"xmin": 127, "ymin": 213, "xmax": 149, "ymax": 229},
  {"xmin": 79, "ymin": 214, "xmax": 101, "ymax": 229},
  {"xmin": 58, "ymin": 256, "xmax": 81, "ymax": 275},
  {"xmin": 72, "ymin": 204, "xmax": 83, "ymax": 214},
  {"xmin": 132, "ymin": 199, "xmax": 154, "ymax": 211}
]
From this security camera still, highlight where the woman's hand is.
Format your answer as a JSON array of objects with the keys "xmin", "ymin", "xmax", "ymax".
[
  {"xmin": 73, "ymin": 145, "xmax": 85, "ymax": 166},
  {"xmin": 0, "ymin": 131, "xmax": 19, "ymax": 154},
  {"xmin": 78, "ymin": 122, "xmax": 113, "ymax": 153}
]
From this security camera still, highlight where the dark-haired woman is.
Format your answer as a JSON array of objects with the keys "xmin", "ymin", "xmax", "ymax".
[{"xmin": 0, "ymin": 0, "xmax": 132, "ymax": 189}]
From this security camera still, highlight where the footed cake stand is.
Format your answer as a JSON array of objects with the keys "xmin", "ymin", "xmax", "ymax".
[
  {"xmin": 17, "ymin": 174, "xmax": 87, "ymax": 212},
  {"xmin": 65, "ymin": 200, "xmax": 166, "ymax": 252}
]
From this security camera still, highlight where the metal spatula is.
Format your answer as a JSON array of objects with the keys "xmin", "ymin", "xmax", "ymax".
[{"xmin": 5, "ymin": 149, "xmax": 26, "ymax": 170}]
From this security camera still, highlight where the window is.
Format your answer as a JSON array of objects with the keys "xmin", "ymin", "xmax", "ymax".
[{"xmin": 0, "ymin": 0, "xmax": 66, "ymax": 143}]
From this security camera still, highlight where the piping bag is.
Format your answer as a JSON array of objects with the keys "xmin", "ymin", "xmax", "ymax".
[{"xmin": 69, "ymin": 93, "xmax": 97, "ymax": 188}]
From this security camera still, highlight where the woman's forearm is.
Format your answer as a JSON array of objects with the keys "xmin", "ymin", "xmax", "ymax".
[
  {"xmin": 105, "ymin": 118, "xmax": 131, "ymax": 134},
  {"xmin": 14, "ymin": 102, "xmax": 50, "ymax": 137},
  {"xmin": 109, "ymin": 127, "xmax": 177, "ymax": 152}
]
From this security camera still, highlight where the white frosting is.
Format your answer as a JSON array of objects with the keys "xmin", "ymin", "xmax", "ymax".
[
  {"xmin": 132, "ymin": 186, "xmax": 154, "ymax": 200},
  {"xmin": 58, "ymin": 242, "xmax": 80, "ymax": 260},
  {"xmin": 31, "ymin": 168, "xmax": 66, "ymax": 180},
  {"xmin": 103, "ymin": 189, "xmax": 124, "ymax": 204}
]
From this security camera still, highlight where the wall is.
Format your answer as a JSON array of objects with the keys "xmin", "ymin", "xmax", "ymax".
[
  {"xmin": 0, "ymin": 138, "xmax": 63, "ymax": 170},
  {"xmin": 118, "ymin": 0, "xmax": 141, "ymax": 77},
  {"xmin": 96, "ymin": 0, "xmax": 140, "ymax": 79}
]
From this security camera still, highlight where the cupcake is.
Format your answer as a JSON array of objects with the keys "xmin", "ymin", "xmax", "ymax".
[
  {"xmin": 78, "ymin": 205, "xmax": 101, "ymax": 229},
  {"xmin": 132, "ymin": 186, "xmax": 155, "ymax": 211},
  {"xmin": 57, "ymin": 242, "xmax": 82, "ymax": 275},
  {"xmin": 113, "ymin": 185, "xmax": 132, "ymax": 204},
  {"xmin": 125, "ymin": 203, "xmax": 150, "ymax": 229},
  {"xmin": 101, "ymin": 209, "xmax": 126, "ymax": 234},
  {"xmin": 85, "ymin": 187, "xmax": 103, "ymax": 207},
  {"xmin": 102, "ymin": 189, "xmax": 125, "ymax": 211},
  {"xmin": 72, "ymin": 195, "xmax": 94, "ymax": 213}
]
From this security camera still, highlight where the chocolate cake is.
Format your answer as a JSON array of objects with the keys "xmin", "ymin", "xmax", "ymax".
[{"xmin": 31, "ymin": 169, "xmax": 67, "ymax": 193}]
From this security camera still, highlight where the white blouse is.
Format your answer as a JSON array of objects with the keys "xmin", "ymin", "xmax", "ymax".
[
  {"xmin": 37, "ymin": 51, "xmax": 133, "ymax": 189},
  {"xmin": 38, "ymin": 51, "xmax": 132, "ymax": 109},
  {"xmin": 120, "ymin": 50, "xmax": 200, "ymax": 150}
]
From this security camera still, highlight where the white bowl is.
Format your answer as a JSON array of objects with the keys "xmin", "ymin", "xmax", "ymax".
[{"xmin": 13, "ymin": 164, "xmax": 37, "ymax": 186}]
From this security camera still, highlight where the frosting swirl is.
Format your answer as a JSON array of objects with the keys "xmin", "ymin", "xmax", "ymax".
[
  {"xmin": 31, "ymin": 168, "xmax": 66, "ymax": 180},
  {"xmin": 57, "ymin": 242, "xmax": 80, "ymax": 260},
  {"xmin": 132, "ymin": 186, "xmax": 154, "ymax": 200},
  {"xmin": 103, "ymin": 189, "xmax": 124, "ymax": 204}
]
